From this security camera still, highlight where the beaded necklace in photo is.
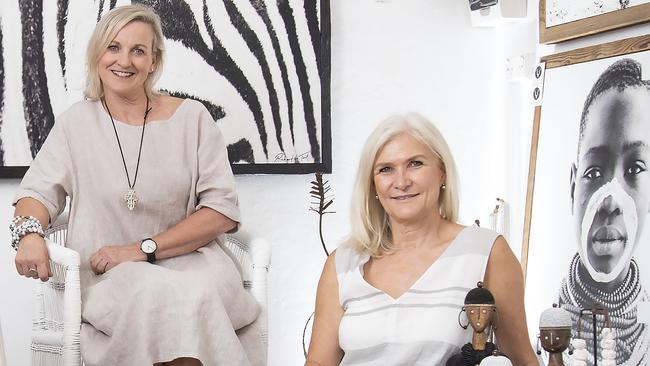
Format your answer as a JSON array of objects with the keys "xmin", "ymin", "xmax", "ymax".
[
  {"xmin": 102, "ymin": 97, "xmax": 152, "ymax": 210},
  {"xmin": 559, "ymin": 253, "xmax": 649, "ymax": 365}
]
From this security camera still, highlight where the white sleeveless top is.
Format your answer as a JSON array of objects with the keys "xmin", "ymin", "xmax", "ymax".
[{"xmin": 335, "ymin": 226, "xmax": 499, "ymax": 365}]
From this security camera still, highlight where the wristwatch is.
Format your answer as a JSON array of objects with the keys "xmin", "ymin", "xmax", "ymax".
[{"xmin": 140, "ymin": 238, "xmax": 157, "ymax": 263}]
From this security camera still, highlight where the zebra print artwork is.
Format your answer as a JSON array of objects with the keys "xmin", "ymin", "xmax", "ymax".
[{"xmin": 0, "ymin": 0, "xmax": 331, "ymax": 177}]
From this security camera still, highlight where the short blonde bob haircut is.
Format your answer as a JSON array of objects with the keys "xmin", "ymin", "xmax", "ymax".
[
  {"xmin": 84, "ymin": 5, "xmax": 165, "ymax": 101},
  {"xmin": 346, "ymin": 113, "xmax": 460, "ymax": 257}
]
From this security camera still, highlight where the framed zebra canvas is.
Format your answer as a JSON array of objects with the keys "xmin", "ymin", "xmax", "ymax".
[{"xmin": 0, "ymin": 0, "xmax": 331, "ymax": 177}]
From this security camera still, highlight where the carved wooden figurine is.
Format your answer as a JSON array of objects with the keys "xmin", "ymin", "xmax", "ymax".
[
  {"xmin": 538, "ymin": 304, "xmax": 572, "ymax": 366},
  {"xmin": 446, "ymin": 282, "xmax": 511, "ymax": 366}
]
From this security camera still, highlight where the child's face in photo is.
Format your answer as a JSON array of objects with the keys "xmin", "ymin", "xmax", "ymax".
[{"xmin": 572, "ymin": 87, "xmax": 650, "ymax": 277}]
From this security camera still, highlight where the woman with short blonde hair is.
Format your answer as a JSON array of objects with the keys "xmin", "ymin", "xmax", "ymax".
[{"xmin": 84, "ymin": 4, "xmax": 165, "ymax": 101}]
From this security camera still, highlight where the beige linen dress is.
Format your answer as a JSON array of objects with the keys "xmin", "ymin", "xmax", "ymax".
[{"xmin": 14, "ymin": 99, "xmax": 264, "ymax": 365}]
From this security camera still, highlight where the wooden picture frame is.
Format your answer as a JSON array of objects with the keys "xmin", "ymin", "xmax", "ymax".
[
  {"xmin": 540, "ymin": 0, "xmax": 650, "ymax": 44},
  {"xmin": 522, "ymin": 34, "xmax": 650, "ymax": 364},
  {"xmin": 522, "ymin": 34, "xmax": 650, "ymax": 274}
]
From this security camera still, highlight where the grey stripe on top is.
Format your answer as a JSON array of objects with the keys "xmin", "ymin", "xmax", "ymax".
[
  {"xmin": 340, "ymin": 340, "xmax": 459, "ymax": 365},
  {"xmin": 344, "ymin": 302, "xmax": 463, "ymax": 317},
  {"xmin": 407, "ymin": 286, "xmax": 470, "ymax": 295},
  {"xmin": 341, "ymin": 291, "xmax": 384, "ymax": 309},
  {"xmin": 342, "ymin": 286, "xmax": 470, "ymax": 309}
]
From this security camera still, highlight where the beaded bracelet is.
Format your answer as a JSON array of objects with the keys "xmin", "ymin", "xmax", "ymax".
[
  {"xmin": 10, "ymin": 215, "xmax": 41, "ymax": 234},
  {"xmin": 11, "ymin": 219, "xmax": 44, "ymax": 250},
  {"xmin": 10, "ymin": 216, "xmax": 44, "ymax": 251}
]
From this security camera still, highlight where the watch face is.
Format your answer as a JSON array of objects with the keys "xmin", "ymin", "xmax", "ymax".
[{"xmin": 141, "ymin": 239, "xmax": 157, "ymax": 254}]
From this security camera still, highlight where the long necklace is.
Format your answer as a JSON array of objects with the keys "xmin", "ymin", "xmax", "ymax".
[{"xmin": 102, "ymin": 96, "xmax": 152, "ymax": 210}]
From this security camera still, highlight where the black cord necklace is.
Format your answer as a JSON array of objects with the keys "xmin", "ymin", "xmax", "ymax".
[{"xmin": 102, "ymin": 96, "xmax": 152, "ymax": 210}]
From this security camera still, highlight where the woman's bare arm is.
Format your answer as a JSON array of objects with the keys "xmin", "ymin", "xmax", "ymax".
[
  {"xmin": 13, "ymin": 197, "xmax": 52, "ymax": 281},
  {"xmin": 89, "ymin": 207, "xmax": 236, "ymax": 274},
  {"xmin": 306, "ymin": 251, "xmax": 344, "ymax": 366},
  {"xmin": 484, "ymin": 236, "xmax": 538, "ymax": 366}
]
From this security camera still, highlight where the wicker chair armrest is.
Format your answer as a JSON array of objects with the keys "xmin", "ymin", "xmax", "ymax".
[
  {"xmin": 249, "ymin": 238, "xmax": 270, "ymax": 345},
  {"xmin": 43, "ymin": 239, "xmax": 81, "ymax": 365},
  {"xmin": 31, "ymin": 331, "xmax": 64, "ymax": 347},
  {"xmin": 251, "ymin": 238, "xmax": 271, "ymax": 271},
  {"xmin": 45, "ymin": 239, "xmax": 79, "ymax": 267}
]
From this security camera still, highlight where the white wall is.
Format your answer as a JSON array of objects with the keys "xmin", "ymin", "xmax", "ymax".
[{"xmin": 9, "ymin": 0, "xmax": 648, "ymax": 365}]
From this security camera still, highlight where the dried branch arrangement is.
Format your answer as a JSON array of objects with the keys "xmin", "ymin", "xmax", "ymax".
[{"xmin": 309, "ymin": 172, "xmax": 335, "ymax": 256}]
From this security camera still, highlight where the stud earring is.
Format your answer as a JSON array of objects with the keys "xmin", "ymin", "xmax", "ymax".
[
  {"xmin": 375, "ymin": 195, "xmax": 379, "ymax": 199},
  {"xmin": 441, "ymin": 184, "xmax": 446, "ymax": 190}
]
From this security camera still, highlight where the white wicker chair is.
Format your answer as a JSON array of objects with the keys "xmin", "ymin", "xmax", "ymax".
[
  {"xmin": 0, "ymin": 317, "xmax": 8, "ymax": 366},
  {"xmin": 31, "ymin": 215, "xmax": 271, "ymax": 366},
  {"xmin": 31, "ymin": 214, "xmax": 80, "ymax": 366}
]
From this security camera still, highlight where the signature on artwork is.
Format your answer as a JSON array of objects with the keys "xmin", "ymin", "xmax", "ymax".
[{"xmin": 275, "ymin": 151, "xmax": 310, "ymax": 163}]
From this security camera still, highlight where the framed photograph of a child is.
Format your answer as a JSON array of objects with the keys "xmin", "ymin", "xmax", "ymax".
[
  {"xmin": 540, "ymin": 0, "xmax": 650, "ymax": 44},
  {"xmin": 522, "ymin": 35, "xmax": 650, "ymax": 365}
]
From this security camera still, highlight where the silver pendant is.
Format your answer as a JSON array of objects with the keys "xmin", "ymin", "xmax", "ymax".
[{"xmin": 124, "ymin": 189, "xmax": 139, "ymax": 210}]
